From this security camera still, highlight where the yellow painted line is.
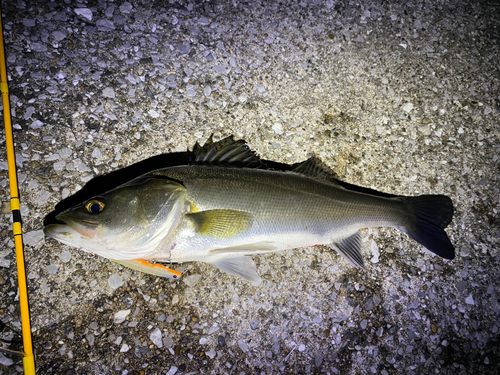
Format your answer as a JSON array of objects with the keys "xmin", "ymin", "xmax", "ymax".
[{"xmin": 0, "ymin": 5, "xmax": 36, "ymax": 374}]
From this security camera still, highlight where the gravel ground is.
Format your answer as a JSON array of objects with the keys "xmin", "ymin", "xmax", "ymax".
[{"xmin": 1, "ymin": 0, "xmax": 499, "ymax": 374}]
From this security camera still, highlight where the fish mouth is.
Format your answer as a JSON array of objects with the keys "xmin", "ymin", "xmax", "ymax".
[{"xmin": 45, "ymin": 214, "xmax": 99, "ymax": 240}]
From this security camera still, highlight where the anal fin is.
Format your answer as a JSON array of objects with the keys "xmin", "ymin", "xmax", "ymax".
[
  {"xmin": 328, "ymin": 231, "xmax": 365, "ymax": 269},
  {"xmin": 112, "ymin": 259, "xmax": 183, "ymax": 279}
]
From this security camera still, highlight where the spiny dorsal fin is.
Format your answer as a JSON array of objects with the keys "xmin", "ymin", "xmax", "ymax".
[
  {"xmin": 192, "ymin": 136, "xmax": 347, "ymax": 187},
  {"xmin": 191, "ymin": 136, "xmax": 265, "ymax": 168},
  {"xmin": 187, "ymin": 209, "xmax": 253, "ymax": 238}
]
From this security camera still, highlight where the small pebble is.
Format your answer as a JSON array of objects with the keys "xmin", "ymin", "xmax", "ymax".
[
  {"xmin": 24, "ymin": 230, "xmax": 45, "ymax": 247},
  {"xmin": 119, "ymin": 2, "xmax": 133, "ymax": 14},
  {"xmin": 238, "ymin": 339, "xmax": 248, "ymax": 352},
  {"xmin": 96, "ymin": 19, "xmax": 116, "ymax": 32},
  {"xmin": 31, "ymin": 120, "xmax": 44, "ymax": 129},
  {"xmin": 217, "ymin": 335, "xmax": 226, "ymax": 347},
  {"xmin": 74, "ymin": 8, "xmax": 93, "ymax": 21},
  {"xmin": 206, "ymin": 347, "xmax": 216, "ymax": 359},
  {"xmin": 370, "ymin": 240, "xmax": 380, "ymax": 263},
  {"xmin": 36, "ymin": 191, "xmax": 51, "ymax": 205},
  {"xmin": 28, "ymin": 180, "xmax": 39, "ymax": 190},
  {"xmin": 58, "ymin": 251, "xmax": 72, "ymax": 263},
  {"xmin": 52, "ymin": 30, "xmax": 66, "ymax": 41},
  {"xmin": 86, "ymin": 333, "xmax": 95, "ymax": 346},
  {"xmin": 403, "ymin": 103, "xmax": 414, "ymax": 113},
  {"xmin": 315, "ymin": 352, "xmax": 323, "ymax": 367},
  {"xmin": 108, "ymin": 273, "xmax": 123, "ymax": 289},
  {"xmin": 46, "ymin": 262, "xmax": 58, "ymax": 275},
  {"xmin": 59, "ymin": 147, "xmax": 73, "ymax": 159},
  {"xmin": 465, "ymin": 294, "xmax": 475, "ymax": 305},
  {"xmin": 150, "ymin": 328, "xmax": 163, "ymax": 348},
  {"xmin": 198, "ymin": 17, "xmax": 210, "ymax": 25},
  {"xmin": 91, "ymin": 148, "xmax": 101, "ymax": 158},
  {"xmin": 102, "ymin": 87, "xmax": 115, "ymax": 98},
  {"xmin": 182, "ymin": 274, "xmax": 201, "ymax": 287},
  {"xmin": 272, "ymin": 123, "xmax": 283, "ymax": 135},
  {"xmin": 0, "ymin": 352, "xmax": 14, "ymax": 366},
  {"xmin": 24, "ymin": 107, "xmax": 35, "ymax": 119},
  {"xmin": 250, "ymin": 320, "xmax": 260, "ymax": 330},
  {"xmin": 365, "ymin": 299, "xmax": 373, "ymax": 311},
  {"xmin": 114, "ymin": 310, "xmax": 131, "ymax": 324},
  {"xmin": 30, "ymin": 43, "xmax": 47, "ymax": 53},
  {"xmin": 265, "ymin": 36, "xmax": 275, "ymax": 44},
  {"xmin": 23, "ymin": 19, "xmax": 35, "ymax": 27},
  {"xmin": 149, "ymin": 109, "xmax": 160, "ymax": 118},
  {"xmin": 214, "ymin": 65, "xmax": 226, "ymax": 74},
  {"xmin": 53, "ymin": 161, "xmax": 66, "ymax": 171},
  {"xmin": 165, "ymin": 366, "xmax": 178, "ymax": 375}
]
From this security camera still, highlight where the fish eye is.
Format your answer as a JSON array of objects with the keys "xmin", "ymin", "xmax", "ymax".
[{"xmin": 85, "ymin": 199, "xmax": 105, "ymax": 214}]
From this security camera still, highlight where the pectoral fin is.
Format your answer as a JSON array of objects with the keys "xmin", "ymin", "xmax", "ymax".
[
  {"xmin": 328, "ymin": 231, "xmax": 365, "ymax": 269},
  {"xmin": 112, "ymin": 259, "xmax": 183, "ymax": 279},
  {"xmin": 205, "ymin": 254, "xmax": 262, "ymax": 286},
  {"xmin": 187, "ymin": 209, "xmax": 253, "ymax": 239}
]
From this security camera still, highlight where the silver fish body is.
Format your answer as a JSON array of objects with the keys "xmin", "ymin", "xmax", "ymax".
[
  {"xmin": 149, "ymin": 166, "xmax": 409, "ymax": 259},
  {"xmin": 45, "ymin": 137, "xmax": 454, "ymax": 284}
]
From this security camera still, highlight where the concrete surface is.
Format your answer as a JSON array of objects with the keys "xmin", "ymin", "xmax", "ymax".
[{"xmin": 0, "ymin": 0, "xmax": 499, "ymax": 374}]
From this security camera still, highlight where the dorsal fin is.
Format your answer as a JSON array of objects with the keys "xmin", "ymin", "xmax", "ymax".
[
  {"xmin": 291, "ymin": 156, "xmax": 342, "ymax": 184},
  {"xmin": 191, "ymin": 136, "xmax": 265, "ymax": 168}
]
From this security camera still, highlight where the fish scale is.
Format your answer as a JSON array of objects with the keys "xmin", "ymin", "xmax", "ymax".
[{"xmin": 156, "ymin": 165, "xmax": 405, "ymax": 234}]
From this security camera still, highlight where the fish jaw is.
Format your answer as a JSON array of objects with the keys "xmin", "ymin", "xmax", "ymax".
[
  {"xmin": 44, "ymin": 218, "xmax": 145, "ymax": 260},
  {"xmin": 44, "ymin": 221, "xmax": 132, "ymax": 259},
  {"xmin": 44, "ymin": 222, "xmax": 94, "ymax": 250},
  {"xmin": 58, "ymin": 213, "xmax": 100, "ymax": 238},
  {"xmin": 44, "ymin": 212, "xmax": 102, "ymax": 251}
]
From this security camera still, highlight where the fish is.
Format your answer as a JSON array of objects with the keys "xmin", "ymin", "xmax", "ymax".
[{"xmin": 44, "ymin": 136, "xmax": 455, "ymax": 285}]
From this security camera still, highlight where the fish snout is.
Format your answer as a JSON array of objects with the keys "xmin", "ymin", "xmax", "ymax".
[
  {"xmin": 44, "ymin": 223, "xmax": 76, "ymax": 241},
  {"xmin": 53, "ymin": 214, "xmax": 99, "ymax": 239}
]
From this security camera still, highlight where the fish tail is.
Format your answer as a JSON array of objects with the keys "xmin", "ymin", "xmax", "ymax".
[{"xmin": 400, "ymin": 195, "xmax": 455, "ymax": 259}]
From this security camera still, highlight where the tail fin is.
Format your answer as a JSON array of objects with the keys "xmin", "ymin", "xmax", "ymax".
[{"xmin": 401, "ymin": 195, "xmax": 455, "ymax": 259}]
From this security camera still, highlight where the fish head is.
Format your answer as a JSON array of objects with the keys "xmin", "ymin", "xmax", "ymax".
[{"xmin": 44, "ymin": 177, "xmax": 187, "ymax": 260}]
